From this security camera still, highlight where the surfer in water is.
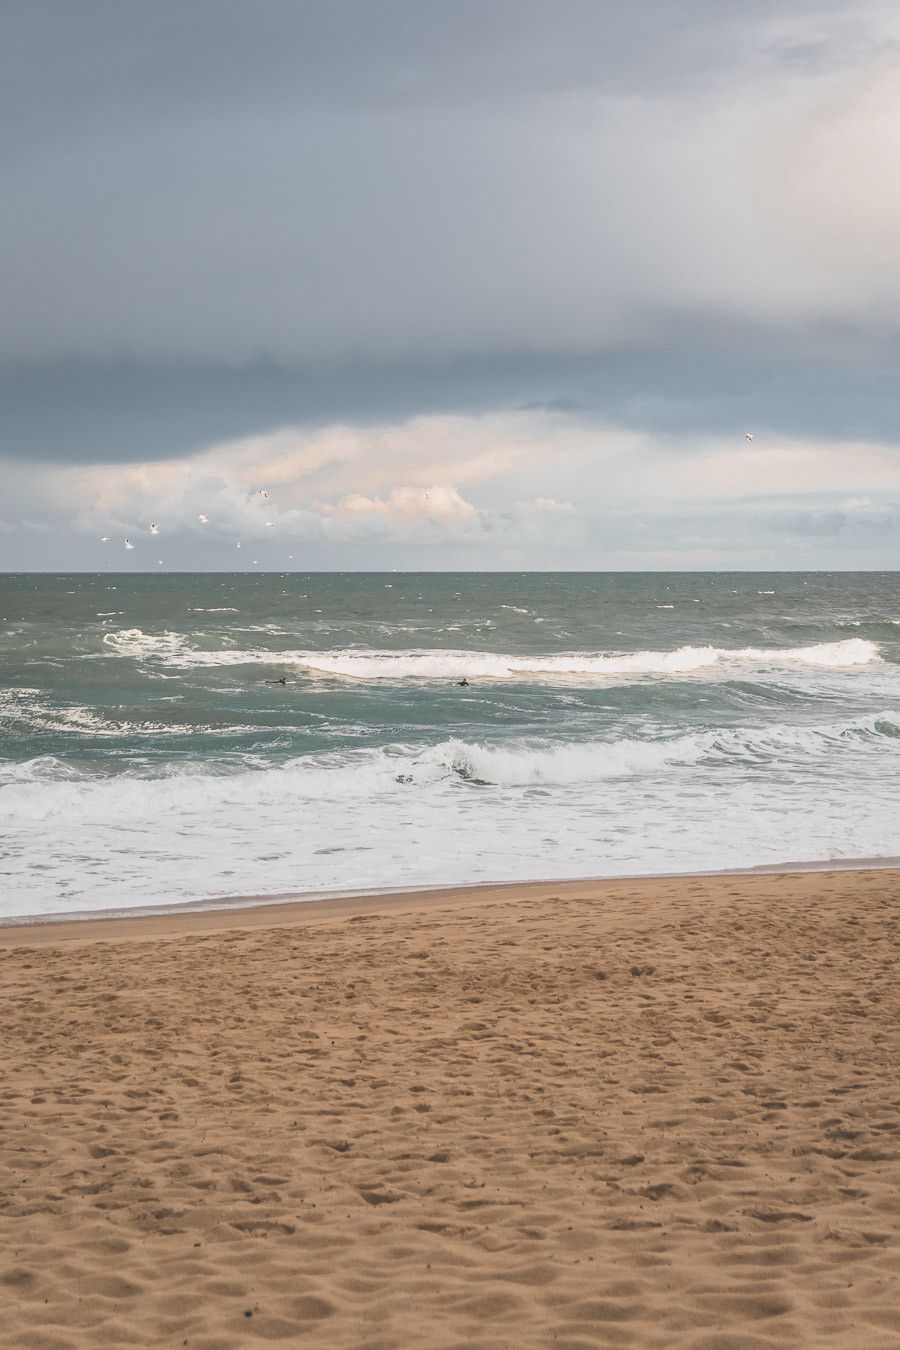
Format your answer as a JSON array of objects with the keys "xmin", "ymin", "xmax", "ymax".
[
  {"xmin": 261, "ymin": 676, "xmax": 288, "ymax": 685},
  {"xmin": 457, "ymin": 677, "xmax": 469, "ymax": 686}
]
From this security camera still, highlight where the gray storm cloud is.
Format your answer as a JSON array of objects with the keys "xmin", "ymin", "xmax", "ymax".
[{"xmin": 3, "ymin": 0, "xmax": 900, "ymax": 368}]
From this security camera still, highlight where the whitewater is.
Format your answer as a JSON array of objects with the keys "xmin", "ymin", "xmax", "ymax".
[
  {"xmin": 102, "ymin": 632, "xmax": 879, "ymax": 676},
  {"xmin": 1, "ymin": 571, "xmax": 898, "ymax": 915}
]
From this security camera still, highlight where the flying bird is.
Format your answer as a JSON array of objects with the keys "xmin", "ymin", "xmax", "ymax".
[
  {"xmin": 745, "ymin": 433, "xmax": 754, "ymax": 442},
  {"xmin": 99, "ymin": 536, "xmax": 109, "ymax": 543},
  {"xmin": 149, "ymin": 523, "xmax": 160, "ymax": 535},
  {"xmin": 197, "ymin": 513, "xmax": 209, "ymax": 524},
  {"xmin": 258, "ymin": 490, "xmax": 268, "ymax": 499},
  {"xmin": 124, "ymin": 539, "xmax": 134, "ymax": 550}
]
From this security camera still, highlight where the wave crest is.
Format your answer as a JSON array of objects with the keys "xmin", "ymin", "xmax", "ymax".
[
  {"xmin": 292, "ymin": 639, "xmax": 880, "ymax": 679},
  {"xmin": 102, "ymin": 632, "xmax": 880, "ymax": 679},
  {"xmin": 430, "ymin": 736, "xmax": 699, "ymax": 784},
  {"xmin": 3, "ymin": 712, "xmax": 896, "ymax": 810},
  {"xmin": 103, "ymin": 628, "xmax": 189, "ymax": 660}
]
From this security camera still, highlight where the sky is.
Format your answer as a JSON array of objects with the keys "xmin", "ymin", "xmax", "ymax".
[{"xmin": 2, "ymin": 0, "xmax": 899, "ymax": 570}]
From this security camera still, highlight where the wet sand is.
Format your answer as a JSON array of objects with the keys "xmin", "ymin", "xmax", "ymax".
[{"xmin": 0, "ymin": 869, "xmax": 897, "ymax": 1348}]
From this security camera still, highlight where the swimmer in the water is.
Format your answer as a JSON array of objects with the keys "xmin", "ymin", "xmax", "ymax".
[
  {"xmin": 457, "ymin": 677, "xmax": 469, "ymax": 686},
  {"xmin": 261, "ymin": 676, "xmax": 288, "ymax": 685}
]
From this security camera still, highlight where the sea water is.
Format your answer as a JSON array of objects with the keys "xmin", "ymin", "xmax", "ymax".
[{"xmin": 0, "ymin": 571, "xmax": 897, "ymax": 916}]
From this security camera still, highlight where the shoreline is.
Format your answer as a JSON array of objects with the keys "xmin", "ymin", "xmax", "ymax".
[{"xmin": 2, "ymin": 855, "xmax": 899, "ymax": 946}]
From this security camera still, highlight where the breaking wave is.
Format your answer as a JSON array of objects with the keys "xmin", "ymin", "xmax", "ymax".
[
  {"xmin": 292, "ymin": 639, "xmax": 879, "ymax": 678},
  {"xmin": 3, "ymin": 709, "xmax": 897, "ymax": 913},
  {"xmin": 101, "ymin": 631, "xmax": 880, "ymax": 679},
  {"xmin": 3, "ymin": 712, "xmax": 896, "ymax": 819},
  {"xmin": 102, "ymin": 628, "xmax": 190, "ymax": 660},
  {"xmin": 425, "ymin": 713, "xmax": 899, "ymax": 785}
]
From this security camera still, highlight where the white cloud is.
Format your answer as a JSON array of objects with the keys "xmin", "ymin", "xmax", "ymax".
[
  {"xmin": 517, "ymin": 497, "xmax": 574, "ymax": 513},
  {"xmin": 57, "ymin": 408, "xmax": 608, "ymax": 539},
  {"xmin": 333, "ymin": 486, "xmax": 478, "ymax": 526},
  {"xmin": 2, "ymin": 402, "xmax": 897, "ymax": 569},
  {"xmin": 48, "ymin": 410, "xmax": 900, "ymax": 533}
]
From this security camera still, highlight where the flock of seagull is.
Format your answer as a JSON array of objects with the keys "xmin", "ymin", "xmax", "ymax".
[
  {"xmin": 101, "ymin": 488, "xmax": 277, "ymax": 564},
  {"xmin": 98, "ymin": 485, "xmax": 439, "ymax": 561},
  {"xmin": 98, "ymin": 445, "xmax": 754, "ymax": 561}
]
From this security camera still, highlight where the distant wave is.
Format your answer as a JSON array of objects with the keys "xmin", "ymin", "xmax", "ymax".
[
  {"xmin": 838, "ymin": 618, "xmax": 900, "ymax": 632},
  {"xmin": 0, "ymin": 688, "xmax": 250, "ymax": 739},
  {"xmin": 101, "ymin": 631, "xmax": 880, "ymax": 678},
  {"xmin": 103, "ymin": 628, "xmax": 190, "ymax": 660},
  {"xmin": 292, "ymin": 639, "xmax": 879, "ymax": 678}
]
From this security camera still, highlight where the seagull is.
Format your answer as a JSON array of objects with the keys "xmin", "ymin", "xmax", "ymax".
[
  {"xmin": 265, "ymin": 521, "xmax": 275, "ymax": 528},
  {"xmin": 745, "ymin": 433, "xmax": 754, "ymax": 442},
  {"xmin": 197, "ymin": 513, "xmax": 209, "ymax": 524},
  {"xmin": 424, "ymin": 491, "xmax": 430, "ymax": 500},
  {"xmin": 258, "ymin": 490, "xmax": 269, "ymax": 499},
  {"xmin": 99, "ymin": 536, "xmax": 109, "ymax": 543},
  {"xmin": 124, "ymin": 538, "xmax": 135, "ymax": 550},
  {"xmin": 236, "ymin": 542, "xmax": 241, "ymax": 549},
  {"xmin": 149, "ymin": 522, "xmax": 160, "ymax": 535}
]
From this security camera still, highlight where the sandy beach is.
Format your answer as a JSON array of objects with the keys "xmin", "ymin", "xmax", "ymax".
[{"xmin": 0, "ymin": 869, "xmax": 897, "ymax": 1349}]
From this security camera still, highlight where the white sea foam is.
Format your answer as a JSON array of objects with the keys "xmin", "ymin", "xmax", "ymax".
[
  {"xmin": 101, "ymin": 633, "xmax": 880, "ymax": 679},
  {"xmin": 427, "ymin": 735, "xmax": 703, "ymax": 784},
  {"xmin": 0, "ymin": 688, "xmax": 208, "ymax": 738},
  {"xmin": 1, "ymin": 711, "xmax": 898, "ymax": 914},
  {"xmin": 3, "ymin": 711, "xmax": 896, "ymax": 803},
  {"xmin": 428, "ymin": 713, "xmax": 899, "ymax": 784},
  {"xmin": 103, "ymin": 627, "xmax": 190, "ymax": 660},
  {"xmin": 273, "ymin": 638, "xmax": 880, "ymax": 679}
]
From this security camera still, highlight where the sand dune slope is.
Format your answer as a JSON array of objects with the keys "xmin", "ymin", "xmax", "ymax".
[{"xmin": 0, "ymin": 870, "xmax": 897, "ymax": 1348}]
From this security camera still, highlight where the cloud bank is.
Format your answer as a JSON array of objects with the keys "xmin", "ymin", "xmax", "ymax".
[{"xmin": 0, "ymin": 408, "xmax": 892, "ymax": 570}]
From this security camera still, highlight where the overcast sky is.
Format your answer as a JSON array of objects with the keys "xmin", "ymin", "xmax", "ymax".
[{"xmin": 2, "ymin": 0, "xmax": 899, "ymax": 570}]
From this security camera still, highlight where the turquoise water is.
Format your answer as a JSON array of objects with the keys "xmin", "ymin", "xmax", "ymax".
[{"xmin": 1, "ymin": 571, "xmax": 898, "ymax": 915}]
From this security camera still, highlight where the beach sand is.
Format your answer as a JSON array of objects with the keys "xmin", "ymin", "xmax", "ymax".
[{"xmin": 0, "ymin": 870, "xmax": 897, "ymax": 1348}]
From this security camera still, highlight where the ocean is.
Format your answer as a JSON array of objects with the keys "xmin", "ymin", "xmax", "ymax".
[{"xmin": 1, "ymin": 571, "xmax": 898, "ymax": 918}]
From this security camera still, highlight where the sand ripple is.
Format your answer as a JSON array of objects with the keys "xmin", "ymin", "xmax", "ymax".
[{"xmin": 0, "ymin": 870, "xmax": 897, "ymax": 1347}]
